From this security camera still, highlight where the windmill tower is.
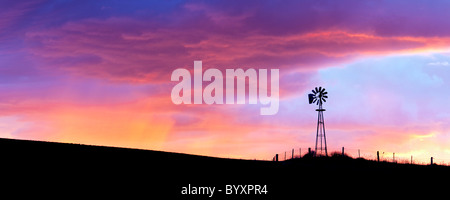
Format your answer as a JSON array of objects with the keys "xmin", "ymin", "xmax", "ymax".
[{"xmin": 308, "ymin": 87, "xmax": 328, "ymax": 156}]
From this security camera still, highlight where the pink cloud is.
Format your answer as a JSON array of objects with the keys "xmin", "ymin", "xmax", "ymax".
[{"xmin": 24, "ymin": 16, "xmax": 442, "ymax": 85}]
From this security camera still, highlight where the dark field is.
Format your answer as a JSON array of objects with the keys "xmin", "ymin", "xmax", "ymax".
[{"xmin": 0, "ymin": 138, "xmax": 446, "ymax": 198}]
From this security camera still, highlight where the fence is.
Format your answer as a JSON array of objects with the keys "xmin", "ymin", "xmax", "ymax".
[{"xmin": 272, "ymin": 147, "xmax": 450, "ymax": 166}]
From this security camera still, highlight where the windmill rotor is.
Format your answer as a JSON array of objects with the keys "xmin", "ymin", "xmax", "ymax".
[{"xmin": 309, "ymin": 87, "xmax": 328, "ymax": 106}]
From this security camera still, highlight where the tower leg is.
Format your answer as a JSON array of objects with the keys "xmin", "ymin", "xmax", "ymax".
[
  {"xmin": 315, "ymin": 110, "xmax": 320, "ymax": 155},
  {"xmin": 322, "ymin": 111, "xmax": 327, "ymax": 156}
]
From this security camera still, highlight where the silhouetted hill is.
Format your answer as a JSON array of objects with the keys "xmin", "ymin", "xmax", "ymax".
[{"xmin": 0, "ymin": 138, "xmax": 446, "ymax": 198}]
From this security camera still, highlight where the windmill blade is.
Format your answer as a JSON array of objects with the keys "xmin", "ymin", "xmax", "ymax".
[
  {"xmin": 323, "ymin": 95, "xmax": 328, "ymax": 98},
  {"xmin": 313, "ymin": 98, "xmax": 317, "ymax": 103},
  {"xmin": 321, "ymin": 88, "xmax": 325, "ymax": 93},
  {"xmin": 323, "ymin": 92, "xmax": 328, "ymax": 95},
  {"xmin": 312, "ymin": 90, "xmax": 317, "ymax": 94},
  {"xmin": 318, "ymin": 87, "xmax": 322, "ymax": 93},
  {"xmin": 315, "ymin": 87, "xmax": 319, "ymax": 93},
  {"xmin": 322, "ymin": 98, "xmax": 326, "ymax": 102}
]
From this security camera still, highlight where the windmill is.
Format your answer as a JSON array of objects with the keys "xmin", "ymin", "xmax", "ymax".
[{"xmin": 308, "ymin": 87, "xmax": 328, "ymax": 156}]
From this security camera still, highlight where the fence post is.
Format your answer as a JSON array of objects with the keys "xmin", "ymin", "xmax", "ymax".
[
  {"xmin": 299, "ymin": 148, "xmax": 301, "ymax": 158},
  {"xmin": 276, "ymin": 154, "xmax": 278, "ymax": 162},
  {"xmin": 431, "ymin": 157, "xmax": 433, "ymax": 165},
  {"xmin": 308, "ymin": 147, "xmax": 311, "ymax": 155},
  {"xmin": 377, "ymin": 151, "xmax": 380, "ymax": 162},
  {"xmin": 393, "ymin": 153, "xmax": 395, "ymax": 163},
  {"xmin": 342, "ymin": 147, "xmax": 345, "ymax": 156},
  {"xmin": 358, "ymin": 149, "xmax": 360, "ymax": 158},
  {"xmin": 411, "ymin": 155, "xmax": 413, "ymax": 164},
  {"xmin": 292, "ymin": 149, "xmax": 294, "ymax": 159}
]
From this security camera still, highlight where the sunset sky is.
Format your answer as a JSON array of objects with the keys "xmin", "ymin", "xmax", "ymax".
[{"xmin": 2, "ymin": 0, "xmax": 450, "ymax": 163}]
